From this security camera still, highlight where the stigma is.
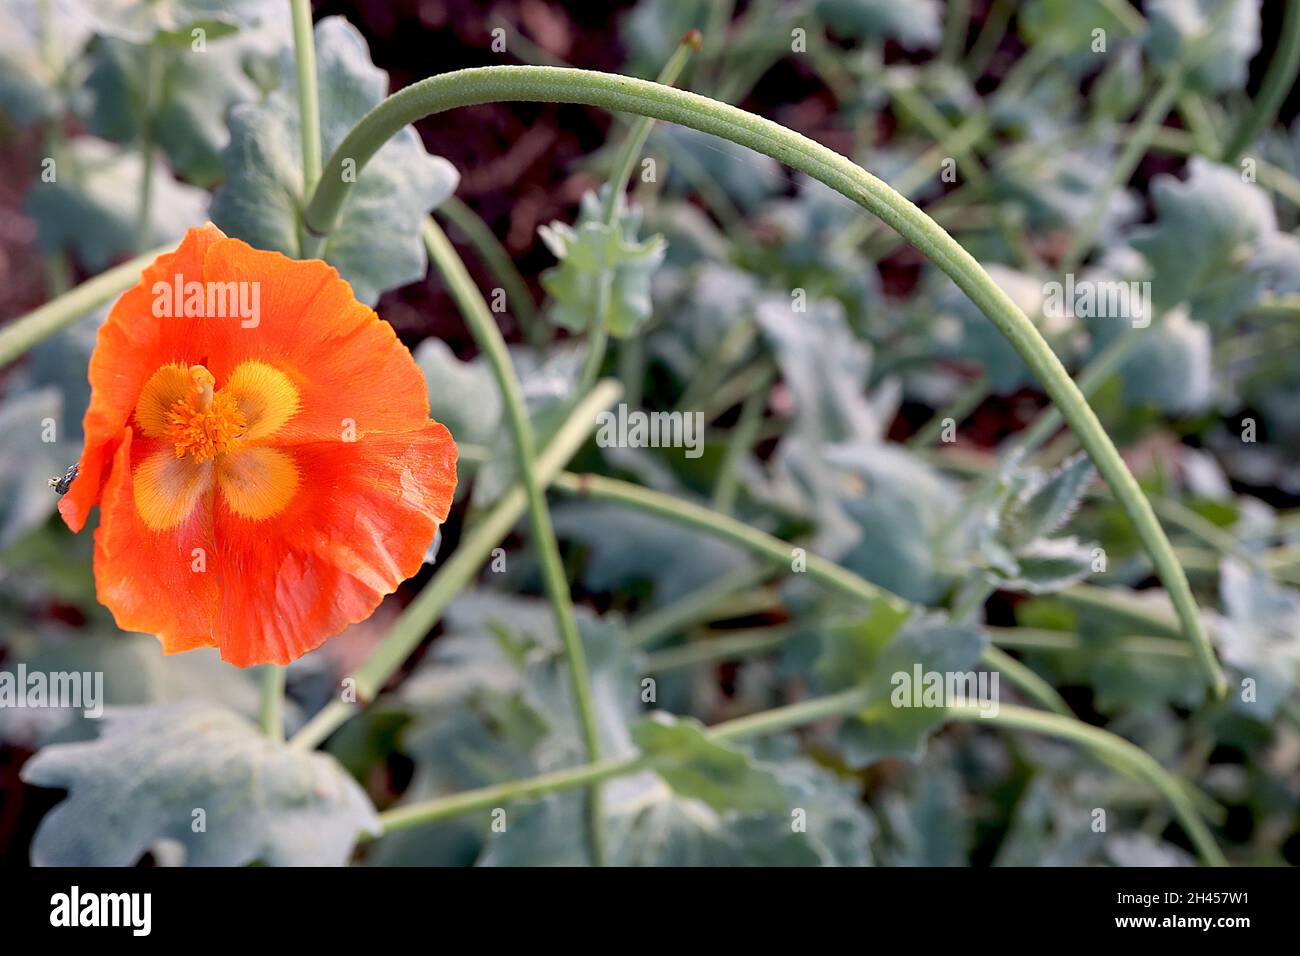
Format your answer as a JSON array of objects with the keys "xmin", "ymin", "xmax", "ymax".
[{"xmin": 165, "ymin": 365, "xmax": 248, "ymax": 462}]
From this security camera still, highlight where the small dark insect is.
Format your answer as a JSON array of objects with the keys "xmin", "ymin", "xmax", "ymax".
[{"xmin": 48, "ymin": 463, "xmax": 78, "ymax": 496}]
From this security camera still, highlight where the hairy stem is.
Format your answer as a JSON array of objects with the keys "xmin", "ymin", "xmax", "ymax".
[
  {"xmin": 291, "ymin": 0, "xmax": 323, "ymax": 256},
  {"xmin": 949, "ymin": 704, "xmax": 1226, "ymax": 866},
  {"xmin": 259, "ymin": 666, "xmax": 285, "ymax": 742},
  {"xmin": 300, "ymin": 64, "xmax": 1224, "ymax": 695},
  {"xmin": 423, "ymin": 217, "xmax": 607, "ymax": 863}
]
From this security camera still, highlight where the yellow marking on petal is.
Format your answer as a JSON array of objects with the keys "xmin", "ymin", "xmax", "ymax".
[
  {"xmin": 216, "ymin": 447, "xmax": 299, "ymax": 521},
  {"xmin": 135, "ymin": 364, "xmax": 194, "ymax": 439},
  {"xmin": 223, "ymin": 361, "xmax": 300, "ymax": 442},
  {"xmin": 133, "ymin": 449, "xmax": 213, "ymax": 531}
]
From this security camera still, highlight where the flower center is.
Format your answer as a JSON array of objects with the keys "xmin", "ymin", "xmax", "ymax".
[{"xmin": 165, "ymin": 365, "xmax": 248, "ymax": 462}]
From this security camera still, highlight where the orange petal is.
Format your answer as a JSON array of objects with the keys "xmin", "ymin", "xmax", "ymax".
[
  {"xmin": 196, "ymin": 239, "xmax": 435, "ymax": 446},
  {"xmin": 60, "ymin": 224, "xmax": 228, "ymax": 532},
  {"xmin": 210, "ymin": 422, "xmax": 457, "ymax": 666},
  {"xmin": 93, "ymin": 428, "xmax": 220, "ymax": 653}
]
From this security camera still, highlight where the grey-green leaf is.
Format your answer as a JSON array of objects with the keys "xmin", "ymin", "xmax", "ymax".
[
  {"xmin": 632, "ymin": 712, "xmax": 789, "ymax": 812},
  {"xmin": 538, "ymin": 189, "xmax": 667, "ymax": 338},
  {"xmin": 210, "ymin": 16, "xmax": 458, "ymax": 304},
  {"xmin": 22, "ymin": 703, "xmax": 379, "ymax": 866}
]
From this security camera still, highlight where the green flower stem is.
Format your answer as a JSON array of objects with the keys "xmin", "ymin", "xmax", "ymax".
[
  {"xmin": 435, "ymin": 195, "xmax": 545, "ymax": 347},
  {"xmin": 374, "ymin": 688, "xmax": 1224, "ymax": 865},
  {"xmin": 288, "ymin": 379, "xmax": 623, "ymax": 753},
  {"xmin": 942, "ymin": 0, "xmax": 969, "ymax": 63},
  {"xmin": 699, "ymin": 356, "xmax": 776, "ymax": 423},
  {"xmin": 987, "ymin": 626, "xmax": 1193, "ymax": 659},
  {"xmin": 980, "ymin": 645, "xmax": 1071, "ymax": 717},
  {"xmin": 1177, "ymin": 92, "xmax": 1220, "ymax": 157},
  {"xmin": 627, "ymin": 564, "xmax": 774, "ymax": 649},
  {"xmin": 372, "ymin": 686, "xmax": 872, "ymax": 838},
  {"xmin": 423, "ymin": 217, "xmax": 607, "ymax": 864},
  {"xmin": 1058, "ymin": 66, "xmax": 1185, "ymax": 275},
  {"xmin": 375, "ymin": 752, "xmax": 650, "ymax": 838},
  {"xmin": 555, "ymin": 471, "xmax": 1211, "ymax": 772},
  {"xmin": 907, "ymin": 373, "xmax": 987, "ymax": 448},
  {"xmin": 643, "ymin": 626, "xmax": 795, "ymax": 673},
  {"xmin": 603, "ymin": 33, "xmax": 699, "ymax": 221},
  {"xmin": 580, "ymin": 37, "xmax": 699, "ymax": 397},
  {"xmin": 134, "ymin": 41, "xmax": 161, "ymax": 252},
  {"xmin": 0, "ymin": 246, "xmax": 167, "ymax": 369},
  {"xmin": 964, "ymin": 0, "xmax": 1012, "ymax": 77},
  {"xmin": 294, "ymin": 63, "xmax": 1221, "ymax": 695},
  {"xmin": 948, "ymin": 703, "xmax": 1227, "ymax": 866},
  {"xmin": 1059, "ymin": 583, "xmax": 1184, "ymax": 641},
  {"xmin": 576, "ymin": 297, "xmax": 609, "ymax": 395},
  {"xmin": 259, "ymin": 665, "xmax": 285, "ymax": 742},
  {"xmin": 554, "ymin": 471, "xmax": 913, "ymax": 618},
  {"xmin": 618, "ymin": 336, "xmax": 645, "ymax": 409},
  {"xmin": 711, "ymin": 364, "xmax": 772, "ymax": 514},
  {"xmin": 1221, "ymin": 0, "xmax": 1300, "ymax": 163},
  {"xmin": 290, "ymin": 0, "xmax": 323, "ymax": 217}
]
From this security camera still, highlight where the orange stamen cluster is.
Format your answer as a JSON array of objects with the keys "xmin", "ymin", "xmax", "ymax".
[{"xmin": 165, "ymin": 365, "xmax": 247, "ymax": 462}]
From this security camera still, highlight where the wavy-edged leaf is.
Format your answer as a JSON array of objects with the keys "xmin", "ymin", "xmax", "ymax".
[
  {"xmin": 539, "ymin": 189, "xmax": 667, "ymax": 338},
  {"xmin": 210, "ymin": 16, "xmax": 457, "ymax": 304},
  {"xmin": 22, "ymin": 703, "xmax": 379, "ymax": 866},
  {"xmin": 26, "ymin": 136, "xmax": 208, "ymax": 271},
  {"xmin": 632, "ymin": 712, "xmax": 789, "ymax": 812}
]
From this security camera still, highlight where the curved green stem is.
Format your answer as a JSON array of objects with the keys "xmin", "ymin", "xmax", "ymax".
[
  {"xmin": 949, "ymin": 703, "xmax": 1227, "ymax": 866},
  {"xmin": 373, "ymin": 686, "xmax": 871, "ymax": 838},
  {"xmin": 627, "ymin": 564, "xmax": 772, "ymax": 648},
  {"xmin": 288, "ymin": 379, "xmax": 622, "ymax": 753},
  {"xmin": 981, "ymin": 646, "xmax": 1070, "ymax": 717},
  {"xmin": 423, "ymin": 217, "xmax": 607, "ymax": 864},
  {"xmin": 711, "ymin": 365, "xmax": 772, "ymax": 514},
  {"xmin": 555, "ymin": 472, "xmax": 913, "ymax": 617},
  {"xmin": 0, "ymin": 246, "xmax": 167, "ymax": 368},
  {"xmin": 373, "ymin": 686, "xmax": 1223, "ymax": 865},
  {"xmin": 1058, "ymin": 66, "xmax": 1184, "ymax": 275},
  {"xmin": 300, "ymin": 64, "xmax": 1224, "ymax": 696},
  {"xmin": 1221, "ymin": 0, "xmax": 1300, "ymax": 163},
  {"xmin": 134, "ymin": 42, "xmax": 160, "ymax": 252}
]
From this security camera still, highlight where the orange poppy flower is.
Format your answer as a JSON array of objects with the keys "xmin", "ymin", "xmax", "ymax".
[{"xmin": 59, "ymin": 224, "xmax": 458, "ymax": 667}]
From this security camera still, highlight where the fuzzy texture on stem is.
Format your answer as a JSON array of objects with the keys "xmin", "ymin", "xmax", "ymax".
[
  {"xmin": 423, "ymin": 217, "xmax": 607, "ymax": 864},
  {"xmin": 301, "ymin": 65, "xmax": 1225, "ymax": 696}
]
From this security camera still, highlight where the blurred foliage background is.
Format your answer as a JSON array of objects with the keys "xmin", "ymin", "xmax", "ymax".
[{"xmin": 1, "ymin": 0, "xmax": 1299, "ymax": 866}]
